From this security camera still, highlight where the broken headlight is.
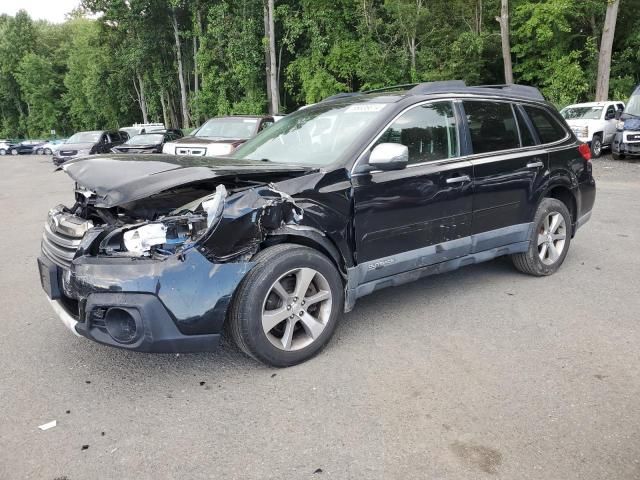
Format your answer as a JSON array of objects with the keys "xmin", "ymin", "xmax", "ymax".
[{"xmin": 103, "ymin": 185, "xmax": 227, "ymax": 256}]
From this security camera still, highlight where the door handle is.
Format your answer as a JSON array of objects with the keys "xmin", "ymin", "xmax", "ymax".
[
  {"xmin": 526, "ymin": 161, "xmax": 544, "ymax": 169},
  {"xmin": 446, "ymin": 175, "xmax": 471, "ymax": 184}
]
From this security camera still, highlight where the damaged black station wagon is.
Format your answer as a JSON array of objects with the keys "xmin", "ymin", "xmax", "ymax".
[{"xmin": 38, "ymin": 81, "xmax": 595, "ymax": 367}]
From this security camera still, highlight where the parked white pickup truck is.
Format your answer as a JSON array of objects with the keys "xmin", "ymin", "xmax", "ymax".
[{"xmin": 560, "ymin": 101, "xmax": 625, "ymax": 158}]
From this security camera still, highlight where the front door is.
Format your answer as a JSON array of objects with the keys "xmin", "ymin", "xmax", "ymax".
[
  {"xmin": 352, "ymin": 101, "xmax": 473, "ymax": 283},
  {"xmin": 603, "ymin": 104, "xmax": 618, "ymax": 144}
]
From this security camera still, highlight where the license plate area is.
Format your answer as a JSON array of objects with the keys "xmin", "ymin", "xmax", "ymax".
[{"xmin": 38, "ymin": 256, "xmax": 61, "ymax": 300}]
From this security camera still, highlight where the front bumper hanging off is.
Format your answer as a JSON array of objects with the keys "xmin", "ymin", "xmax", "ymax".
[{"xmin": 38, "ymin": 250, "xmax": 254, "ymax": 353}]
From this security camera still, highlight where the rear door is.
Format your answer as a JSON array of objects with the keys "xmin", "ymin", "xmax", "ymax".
[
  {"xmin": 352, "ymin": 100, "xmax": 473, "ymax": 283},
  {"xmin": 462, "ymin": 100, "xmax": 549, "ymax": 250}
]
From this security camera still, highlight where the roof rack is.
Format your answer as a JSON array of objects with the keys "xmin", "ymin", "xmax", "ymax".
[
  {"xmin": 363, "ymin": 84, "xmax": 419, "ymax": 94},
  {"xmin": 321, "ymin": 92, "xmax": 363, "ymax": 102},
  {"xmin": 408, "ymin": 80, "xmax": 467, "ymax": 95},
  {"xmin": 320, "ymin": 81, "xmax": 546, "ymax": 103},
  {"xmin": 472, "ymin": 84, "xmax": 545, "ymax": 101}
]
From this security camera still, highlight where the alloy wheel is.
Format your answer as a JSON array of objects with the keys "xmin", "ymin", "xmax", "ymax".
[
  {"xmin": 592, "ymin": 139, "xmax": 602, "ymax": 157},
  {"xmin": 261, "ymin": 267, "xmax": 332, "ymax": 351},
  {"xmin": 537, "ymin": 212, "xmax": 567, "ymax": 265},
  {"xmin": 10, "ymin": 149, "xmax": 18, "ymax": 155}
]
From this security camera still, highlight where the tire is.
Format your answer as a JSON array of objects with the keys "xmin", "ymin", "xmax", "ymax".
[
  {"xmin": 612, "ymin": 153, "xmax": 624, "ymax": 160},
  {"xmin": 590, "ymin": 134, "xmax": 602, "ymax": 158},
  {"xmin": 0, "ymin": 148, "xmax": 5, "ymax": 156},
  {"xmin": 35, "ymin": 148, "xmax": 43, "ymax": 155},
  {"xmin": 44, "ymin": 148, "xmax": 52, "ymax": 155},
  {"xmin": 228, "ymin": 244, "xmax": 344, "ymax": 367},
  {"xmin": 10, "ymin": 148, "xmax": 18, "ymax": 155},
  {"xmin": 511, "ymin": 198, "xmax": 572, "ymax": 276}
]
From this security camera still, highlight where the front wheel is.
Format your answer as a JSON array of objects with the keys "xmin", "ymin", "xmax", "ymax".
[
  {"xmin": 10, "ymin": 148, "xmax": 18, "ymax": 155},
  {"xmin": 612, "ymin": 153, "xmax": 624, "ymax": 160},
  {"xmin": 35, "ymin": 148, "xmax": 43, "ymax": 155},
  {"xmin": 511, "ymin": 198, "xmax": 572, "ymax": 276},
  {"xmin": 44, "ymin": 148, "xmax": 52, "ymax": 155},
  {"xmin": 590, "ymin": 135, "xmax": 603, "ymax": 158},
  {"xmin": 228, "ymin": 244, "xmax": 344, "ymax": 367},
  {"xmin": 0, "ymin": 148, "xmax": 5, "ymax": 156}
]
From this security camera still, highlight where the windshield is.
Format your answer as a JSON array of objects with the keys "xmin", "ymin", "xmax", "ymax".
[
  {"xmin": 625, "ymin": 93, "xmax": 640, "ymax": 116},
  {"xmin": 127, "ymin": 134, "xmax": 164, "ymax": 145},
  {"xmin": 195, "ymin": 117, "xmax": 259, "ymax": 139},
  {"xmin": 232, "ymin": 102, "xmax": 390, "ymax": 166},
  {"xmin": 560, "ymin": 106, "xmax": 603, "ymax": 120},
  {"xmin": 67, "ymin": 132, "xmax": 101, "ymax": 143}
]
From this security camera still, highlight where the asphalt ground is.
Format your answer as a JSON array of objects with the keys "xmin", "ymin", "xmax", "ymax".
[{"xmin": 1, "ymin": 154, "xmax": 639, "ymax": 479}]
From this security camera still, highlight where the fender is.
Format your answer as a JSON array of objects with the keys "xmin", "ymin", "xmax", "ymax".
[{"xmin": 266, "ymin": 225, "xmax": 351, "ymax": 275}]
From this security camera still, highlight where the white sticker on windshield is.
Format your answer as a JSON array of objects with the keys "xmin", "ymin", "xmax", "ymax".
[{"xmin": 345, "ymin": 104, "xmax": 387, "ymax": 113}]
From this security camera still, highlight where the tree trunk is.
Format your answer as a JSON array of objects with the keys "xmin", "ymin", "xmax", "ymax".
[
  {"xmin": 135, "ymin": 72, "xmax": 149, "ymax": 124},
  {"xmin": 267, "ymin": 0, "xmax": 280, "ymax": 114},
  {"xmin": 408, "ymin": 36, "xmax": 417, "ymax": 81},
  {"xmin": 160, "ymin": 89, "xmax": 170, "ymax": 129},
  {"xmin": 496, "ymin": 0, "xmax": 513, "ymax": 84},
  {"xmin": 171, "ymin": 8, "xmax": 190, "ymax": 128},
  {"xmin": 263, "ymin": 2, "xmax": 272, "ymax": 110},
  {"xmin": 595, "ymin": 0, "xmax": 620, "ymax": 101}
]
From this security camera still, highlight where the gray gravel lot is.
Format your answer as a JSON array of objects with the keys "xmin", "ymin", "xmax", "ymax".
[{"xmin": 1, "ymin": 154, "xmax": 640, "ymax": 480}]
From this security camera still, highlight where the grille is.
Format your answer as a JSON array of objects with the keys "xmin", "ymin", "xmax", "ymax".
[
  {"xmin": 42, "ymin": 223, "xmax": 82, "ymax": 268},
  {"xmin": 59, "ymin": 150, "xmax": 78, "ymax": 156},
  {"xmin": 41, "ymin": 209, "xmax": 92, "ymax": 269},
  {"xmin": 176, "ymin": 147, "xmax": 206, "ymax": 156}
]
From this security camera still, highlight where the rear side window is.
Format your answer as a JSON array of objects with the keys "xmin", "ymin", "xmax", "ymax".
[
  {"xmin": 523, "ymin": 106, "xmax": 567, "ymax": 144},
  {"xmin": 375, "ymin": 101, "xmax": 458, "ymax": 165},
  {"xmin": 463, "ymin": 101, "xmax": 519, "ymax": 154},
  {"xmin": 515, "ymin": 107, "xmax": 536, "ymax": 147}
]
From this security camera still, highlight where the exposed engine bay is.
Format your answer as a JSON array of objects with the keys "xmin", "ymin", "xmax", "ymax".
[{"xmin": 45, "ymin": 173, "xmax": 305, "ymax": 267}]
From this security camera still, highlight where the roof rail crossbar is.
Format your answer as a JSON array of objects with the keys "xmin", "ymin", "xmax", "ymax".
[
  {"xmin": 473, "ymin": 84, "xmax": 545, "ymax": 101},
  {"xmin": 363, "ymin": 84, "xmax": 419, "ymax": 94},
  {"xmin": 320, "ymin": 92, "xmax": 364, "ymax": 103},
  {"xmin": 408, "ymin": 80, "xmax": 467, "ymax": 95}
]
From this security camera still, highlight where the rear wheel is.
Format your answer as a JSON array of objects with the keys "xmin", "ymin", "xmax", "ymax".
[
  {"xmin": 590, "ymin": 134, "xmax": 602, "ymax": 158},
  {"xmin": 228, "ymin": 244, "xmax": 343, "ymax": 367},
  {"xmin": 511, "ymin": 198, "xmax": 572, "ymax": 276},
  {"xmin": 35, "ymin": 148, "xmax": 43, "ymax": 155},
  {"xmin": 44, "ymin": 148, "xmax": 52, "ymax": 155},
  {"xmin": 0, "ymin": 148, "xmax": 5, "ymax": 155}
]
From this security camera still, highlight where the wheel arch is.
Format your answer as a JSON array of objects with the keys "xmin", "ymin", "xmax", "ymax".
[
  {"xmin": 262, "ymin": 226, "xmax": 349, "ymax": 278},
  {"xmin": 543, "ymin": 183, "xmax": 578, "ymax": 229}
]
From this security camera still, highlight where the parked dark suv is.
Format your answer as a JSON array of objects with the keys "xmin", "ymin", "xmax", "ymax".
[
  {"xmin": 38, "ymin": 81, "xmax": 595, "ymax": 367},
  {"xmin": 53, "ymin": 130, "xmax": 127, "ymax": 166}
]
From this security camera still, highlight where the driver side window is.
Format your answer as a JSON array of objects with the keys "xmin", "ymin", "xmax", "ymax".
[
  {"xmin": 375, "ymin": 102, "xmax": 458, "ymax": 165},
  {"xmin": 605, "ymin": 105, "xmax": 616, "ymax": 120}
]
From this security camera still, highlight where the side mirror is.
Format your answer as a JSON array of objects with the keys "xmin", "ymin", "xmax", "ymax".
[{"xmin": 369, "ymin": 143, "xmax": 409, "ymax": 171}]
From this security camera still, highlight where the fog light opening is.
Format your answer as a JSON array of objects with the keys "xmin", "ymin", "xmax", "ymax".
[{"xmin": 104, "ymin": 308, "xmax": 138, "ymax": 344}]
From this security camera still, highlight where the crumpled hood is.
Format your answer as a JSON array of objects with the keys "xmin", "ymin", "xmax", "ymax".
[
  {"xmin": 621, "ymin": 116, "xmax": 640, "ymax": 130},
  {"xmin": 59, "ymin": 154, "xmax": 312, "ymax": 208}
]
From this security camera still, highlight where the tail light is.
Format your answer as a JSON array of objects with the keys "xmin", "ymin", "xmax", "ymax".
[{"xmin": 578, "ymin": 143, "xmax": 591, "ymax": 161}]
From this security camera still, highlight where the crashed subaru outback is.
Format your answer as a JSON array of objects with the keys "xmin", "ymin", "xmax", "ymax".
[{"xmin": 38, "ymin": 81, "xmax": 595, "ymax": 367}]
